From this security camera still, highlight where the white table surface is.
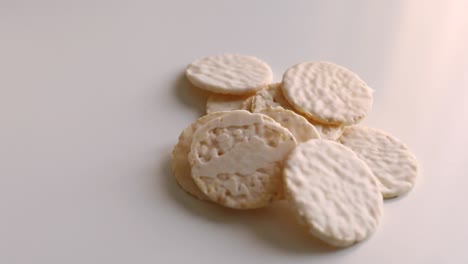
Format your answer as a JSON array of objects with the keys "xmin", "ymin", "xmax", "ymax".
[{"xmin": 1, "ymin": 1, "xmax": 468, "ymax": 263}]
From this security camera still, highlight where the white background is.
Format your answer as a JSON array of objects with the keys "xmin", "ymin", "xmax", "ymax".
[{"xmin": 1, "ymin": 1, "xmax": 468, "ymax": 263}]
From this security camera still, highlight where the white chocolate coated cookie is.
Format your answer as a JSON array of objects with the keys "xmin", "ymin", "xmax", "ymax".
[
  {"xmin": 260, "ymin": 109, "xmax": 320, "ymax": 143},
  {"xmin": 189, "ymin": 110, "xmax": 296, "ymax": 209},
  {"xmin": 250, "ymin": 82, "xmax": 343, "ymax": 139},
  {"xmin": 339, "ymin": 126, "xmax": 419, "ymax": 198},
  {"xmin": 281, "ymin": 61, "xmax": 373, "ymax": 125},
  {"xmin": 186, "ymin": 54, "xmax": 273, "ymax": 95},
  {"xmin": 171, "ymin": 112, "xmax": 226, "ymax": 200},
  {"xmin": 284, "ymin": 139, "xmax": 383, "ymax": 247}
]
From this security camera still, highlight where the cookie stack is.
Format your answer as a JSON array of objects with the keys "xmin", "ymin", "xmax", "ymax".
[{"xmin": 172, "ymin": 54, "xmax": 419, "ymax": 247}]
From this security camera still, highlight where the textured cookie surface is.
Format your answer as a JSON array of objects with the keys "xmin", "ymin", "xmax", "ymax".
[
  {"xmin": 281, "ymin": 61, "xmax": 373, "ymax": 125},
  {"xmin": 252, "ymin": 83, "xmax": 293, "ymax": 112},
  {"xmin": 339, "ymin": 126, "xmax": 419, "ymax": 198},
  {"xmin": 189, "ymin": 110, "xmax": 296, "ymax": 209},
  {"xmin": 260, "ymin": 109, "xmax": 320, "ymax": 143},
  {"xmin": 186, "ymin": 54, "xmax": 273, "ymax": 95},
  {"xmin": 307, "ymin": 119, "xmax": 344, "ymax": 140},
  {"xmin": 284, "ymin": 140, "xmax": 383, "ymax": 247},
  {"xmin": 172, "ymin": 112, "xmax": 226, "ymax": 200},
  {"xmin": 251, "ymin": 82, "xmax": 344, "ymax": 139},
  {"xmin": 206, "ymin": 94, "xmax": 252, "ymax": 114}
]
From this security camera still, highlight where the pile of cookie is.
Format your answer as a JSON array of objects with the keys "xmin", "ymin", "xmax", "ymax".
[{"xmin": 172, "ymin": 54, "xmax": 419, "ymax": 247}]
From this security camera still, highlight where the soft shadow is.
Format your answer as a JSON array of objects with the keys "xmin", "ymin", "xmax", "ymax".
[
  {"xmin": 159, "ymin": 154, "xmax": 358, "ymax": 255},
  {"xmin": 383, "ymin": 191, "xmax": 413, "ymax": 204},
  {"xmin": 241, "ymin": 201, "xmax": 339, "ymax": 254},
  {"xmin": 173, "ymin": 73, "xmax": 209, "ymax": 116},
  {"xmin": 159, "ymin": 154, "xmax": 240, "ymax": 222}
]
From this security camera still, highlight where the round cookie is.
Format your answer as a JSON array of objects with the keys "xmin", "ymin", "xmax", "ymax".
[
  {"xmin": 189, "ymin": 110, "xmax": 296, "ymax": 209},
  {"xmin": 251, "ymin": 83, "xmax": 294, "ymax": 112},
  {"xmin": 171, "ymin": 112, "xmax": 227, "ymax": 200},
  {"xmin": 339, "ymin": 126, "xmax": 419, "ymax": 198},
  {"xmin": 260, "ymin": 108, "xmax": 320, "ymax": 143},
  {"xmin": 251, "ymin": 82, "xmax": 343, "ymax": 139},
  {"xmin": 186, "ymin": 54, "xmax": 273, "ymax": 95},
  {"xmin": 281, "ymin": 61, "xmax": 373, "ymax": 125},
  {"xmin": 206, "ymin": 94, "xmax": 252, "ymax": 114},
  {"xmin": 284, "ymin": 139, "xmax": 383, "ymax": 247}
]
